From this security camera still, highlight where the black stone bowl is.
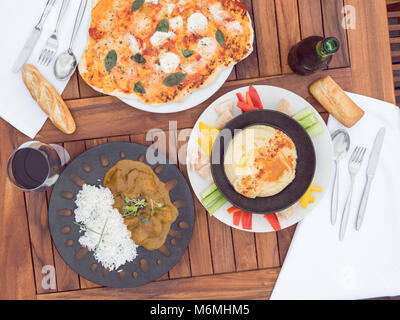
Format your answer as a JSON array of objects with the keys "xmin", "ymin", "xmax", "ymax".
[
  {"xmin": 210, "ymin": 109, "xmax": 316, "ymax": 214},
  {"xmin": 48, "ymin": 142, "xmax": 194, "ymax": 288}
]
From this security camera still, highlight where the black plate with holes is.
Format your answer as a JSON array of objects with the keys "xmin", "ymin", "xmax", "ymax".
[
  {"xmin": 211, "ymin": 109, "xmax": 316, "ymax": 214},
  {"xmin": 48, "ymin": 142, "xmax": 195, "ymax": 288}
]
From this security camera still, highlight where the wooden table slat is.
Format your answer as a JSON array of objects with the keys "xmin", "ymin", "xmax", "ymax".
[
  {"xmin": 255, "ymin": 233, "xmax": 280, "ymax": 269},
  {"xmin": 61, "ymin": 72, "xmax": 80, "ymax": 101},
  {"xmin": 277, "ymin": 225, "xmax": 297, "ymax": 265},
  {"xmin": 227, "ymin": 68, "xmax": 237, "ymax": 81},
  {"xmin": 24, "ymin": 191, "xmax": 56, "ymax": 294},
  {"xmin": 252, "ymin": 0, "xmax": 281, "ymax": 76},
  {"xmin": 0, "ymin": 126, "xmax": 36, "ymax": 299},
  {"xmin": 207, "ymin": 216, "xmax": 236, "ymax": 274},
  {"xmin": 37, "ymin": 268, "xmax": 280, "ymax": 300},
  {"xmin": 231, "ymin": 229, "xmax": 258, "ymax": 272},
  {"xmin": 77, "ymin": 72, "xmax": 104, "ymax": 99},
  {"xmin": 344, "ymin": 0, "xmax": 395, "ymax": 103},
  {"xmin": 298, "ymin": 0, "xmax": 324, "ymax": 38},
  {"xmin": 234, "ymin": 0, "xmax": 260, "ymax": 80},
  {"xmin": 275, "ymin": 0, "xmax": 301, "ymax": 74}
]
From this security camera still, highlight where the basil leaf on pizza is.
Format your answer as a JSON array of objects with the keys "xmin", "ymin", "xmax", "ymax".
[
  {"xmin": 134, "ymin": 81, "xmax": 146, "ymax": 94},
  {"xmin": 163, "ymin": 72, "xmax": 186, "ymax": 87},
  {"xmin": 105, "ymin": 50, "xmax": 117, "ymax": 71},
  {"xmin": 156, "ymin": 19, "xmax": 169, "ymax": 32},
  {"xmin": 216, "ymin": 30, "xmax": 225, "ymax": 46},
  {"xmin": 131, "ymin": 53, "xmax": 146, "ymax": 64},
  {"xmin": 131, "ymin": 0, "xmax": 145, "ymax": 12},
  {"xmin": 181, "ymin": 49, "xmax": 194, "ymax": 58}
]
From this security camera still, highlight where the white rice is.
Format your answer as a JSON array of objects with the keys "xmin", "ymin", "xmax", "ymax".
[{"xmin": 74, "ymin": 184, "xmax": 138, "ymax": 271}]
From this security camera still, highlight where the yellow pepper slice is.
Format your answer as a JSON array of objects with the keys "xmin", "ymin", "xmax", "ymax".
[
  {"xmin": 199, "ymin": 122, "xmax": 217, "ymax": 132},
  {"xmin": 299, "ymin": 185, "xmax": 323, "ymax": 209},
  {"xmin": 198, "ymin": 136, "xmax": 213, "ymax": 157},
  {"xmin": 198, "ymin": 122, "xmax": 220, "ymax": 157},
  {"xmin": 310, "ymin": 186, "xmax": 323, "ymax": 193}
]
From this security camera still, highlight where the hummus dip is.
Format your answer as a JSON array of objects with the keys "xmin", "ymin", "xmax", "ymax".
[{"xmin": 224, "ymin": 125, "xmax": 297, "ymax": 198}]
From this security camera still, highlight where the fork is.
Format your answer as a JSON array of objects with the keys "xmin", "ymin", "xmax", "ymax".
[
  {"xmin": 339, "ymin": 146, "xmax": 366, "ymax": 241},
  {"xmin": 38, "ymin": 0, "xmax": 70, "ymax": 66}
]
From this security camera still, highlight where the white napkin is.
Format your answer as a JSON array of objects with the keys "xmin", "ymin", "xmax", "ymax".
[
  {"xmin": 270, "ymin": 93, "xmax": 400, "ymax": 300},
  {"xmin": 0, "ymin": 0, "xmax": 92, "ymax": 138}
]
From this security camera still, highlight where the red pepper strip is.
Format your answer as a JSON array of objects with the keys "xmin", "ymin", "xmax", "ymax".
[
  {"xmin": 233, "ymin": 211, "xmax": 242, "ymax": 226},
  {"xmin": 241, "ymin": 211, "xmax": 253, "ymax": 230},
  {"xmin": 249, "ymin": 85, "xmax": 263, "ymax": 109},
  {"xmin": 264, "ymin": 213, "xmax": 281, "ymax": 231},
  {"xmin": 236, "ymin": 92, "xmax": 245, "ymax": 103},
  {"xmin": 228, "ymin": 206, "xmax": 241, "ymax": 214},
  {"xmin": 237, "ymin": 101, "xmax": 258, "ymax": 113},
  {"xmin": 246, "ymin": 91, "xmax": 254, "ymax": 106}
]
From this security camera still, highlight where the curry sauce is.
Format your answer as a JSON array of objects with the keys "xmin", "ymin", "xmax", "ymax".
[{"xmin": 103, "ymin": 160, "xmax": 178, "ymax": 250}]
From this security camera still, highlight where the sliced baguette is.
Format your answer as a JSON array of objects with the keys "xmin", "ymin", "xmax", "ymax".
[
  {"xmin": 309, "ymin": 76, "xmax": 364, "ymax": 128},
  {"xmin": 22, "ymin": 64, "xmax": 76, "ymax": 134}
]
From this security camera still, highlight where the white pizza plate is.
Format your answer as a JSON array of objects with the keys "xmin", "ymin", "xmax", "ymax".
[
  {"xmin": 119, "ymin": 67, "xmax": 233, "ymax": 113},
  {"xmin": 186, "ymin": 85, "xmax": 334, "ymax": 232}
]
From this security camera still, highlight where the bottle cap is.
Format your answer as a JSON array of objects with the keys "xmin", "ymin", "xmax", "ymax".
[{"xmin": 323, "ymin": 37, "xmax": 340, "ymax": 54}]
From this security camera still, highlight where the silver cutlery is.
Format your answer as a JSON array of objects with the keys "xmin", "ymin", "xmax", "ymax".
[
  {"xmin": 331, "ymin": 129, "xmax": 350, "ymax": 225},
  {"xmin": 356, "ymin": 128, "xmax": 386, "ymax": 230},
  {"xmin": 38, "ymin": 0, "xmax": 70, "ymax": 66},
  {"xmin": 54, "ymin": 0, "xmax": 88, "ymax": 80},
  {"xmin": 12, "ymin": 0, "xmax": 56, "ymax": 73},
  {"xmin": 339, "ymin": 146, "xmax": 366, "ymax": 241}
]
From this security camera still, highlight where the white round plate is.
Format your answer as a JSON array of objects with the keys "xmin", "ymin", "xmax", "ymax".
[
  {"xmin": 186, "ymin": 85, "xmax": 334, "ymax": 232},
  {"xmin": 119, "ymin": 67, "xmax": 233, "ymax": 113}
]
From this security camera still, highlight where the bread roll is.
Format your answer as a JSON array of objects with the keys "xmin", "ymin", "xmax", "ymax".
[
  {"xmin": 309, "ymin": 76, "xmax": 364, "ymax": 127},
  {"xmin": 22, "ymin": 64, "xmax": 76, "ymax": 134}
]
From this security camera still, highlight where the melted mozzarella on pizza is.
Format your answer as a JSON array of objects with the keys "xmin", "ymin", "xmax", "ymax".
[
  {"xmin": 197, "ymin": 37, "xmax": 218, "ymax": 59},
  {"xmin": 187, "ymin": 12, "xmax": 208, "ymax": 35},
  {"xmin": 209, "ymin": 3, "xmax": 227, "ymax": 22},
  {"xmin": 160, "ymin": 52, "xmax": 180, "ymax": 73},
  {"xmin": 227, "ymin": 21, "xmax": 243, "ymax": 34},
  {"xmin": 150, "ymin": 31, "xmax": 176, "ymax": 47},
  {"xmin": 170, "ymin": 16, "xmax": 183, "ymax": 30},
  {"xmin": 167, "ymin": 3, "xmax": 175, "ymax": 14},
  {"xmin": 128, "ymin": 34, "xmax": 141, "ymax": 54}
]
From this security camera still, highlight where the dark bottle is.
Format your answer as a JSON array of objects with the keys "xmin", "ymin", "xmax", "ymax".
[{"xmin": 288, "ymin": 36, "xmax": 339, "ymax": 75}]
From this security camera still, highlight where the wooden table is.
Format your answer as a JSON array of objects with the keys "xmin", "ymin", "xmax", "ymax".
[{"xmin": 0, "ymin": 0, "xmax": 395, "ymax": 300}]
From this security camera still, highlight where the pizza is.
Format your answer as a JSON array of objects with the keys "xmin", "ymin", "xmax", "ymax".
[{"xmin": 78, "ymin": 0, "xmax": 254, "ymax": 105}]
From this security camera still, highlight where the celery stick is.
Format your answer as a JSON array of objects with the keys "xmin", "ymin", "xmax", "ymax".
[
  {"xmin": 293, "ymin": 107, "xmax": 313, "ymax": 121},
  {"xmin": 298, "ymin": 114, "xmax": 318, "ymax": 129},
  {"xmin": 207, "ymin": 197, "xmax": 227, "ymax": 215},
  {"xmin": 200, "ymin": 183, "xmax": 217, "ymax": 199},
  {"xmin": 307, "ymin": 122, "xmax": 324, "ymax": 138},
  {"xmin": 202, "ymin": 189, "xmax": 222, "ymax": 207}
]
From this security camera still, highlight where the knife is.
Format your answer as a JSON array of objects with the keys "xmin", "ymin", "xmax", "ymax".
[
  {"xmin": 12, "ymin": 0, "xmax": 56, "ymax": 73},
  {"xmin": 356, "ymin": 127, "xmax": 386, "ymax": 230}
]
